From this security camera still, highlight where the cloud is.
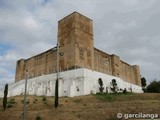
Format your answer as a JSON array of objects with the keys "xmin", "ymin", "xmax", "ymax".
[
  {"xmin": 123, "ymin": 0, "xmax": 139, "ymax": 6},
  {"xmin": 24, "ymin": 16, "xmax": 41, "ymax": 30},
  {"xmin": 112, "ymin": 20, "xmax": 136, "ymax": 30},
  {"xmin": 0, "ymin": 50, "xmax": 17, "ymax": 86},
  {"xmin": 0, "ymin": 0, "xmax": 160, "ymax": 86}
]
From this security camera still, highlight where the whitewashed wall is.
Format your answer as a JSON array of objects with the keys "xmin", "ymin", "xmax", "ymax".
[
  {"xmin": 83, "ymin": 69, "xmax": 142, "ymax": 95},
  {"xmin": 0, "ymin": 68, "xmax": 142, "ymax": 98}
]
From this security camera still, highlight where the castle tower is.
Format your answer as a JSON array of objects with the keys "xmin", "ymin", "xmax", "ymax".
[
  {"xmin": 58, "ymin": 12, "xmax": 94, "ymax": 70},
  {"xmin": 133, "ymin": 65, "xmax": 141, "ymax": 86},
  {"xmin": 15, "ymin": 59, "xmax": 25, "ymax": 81}
]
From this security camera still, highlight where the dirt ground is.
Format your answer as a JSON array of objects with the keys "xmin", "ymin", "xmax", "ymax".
[{"xmin": 0, "ymin": 93, "xmax": 160, "ymax": 120}]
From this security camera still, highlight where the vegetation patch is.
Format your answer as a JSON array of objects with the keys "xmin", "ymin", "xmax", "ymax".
[
  {"xmin": 7, "ymin": 104, "xmax": 13, "ymax": 108},
  {"xmin": 33, "ymin": 98, "xmax": 38, "ymax": 104},
  {"xmin": 73, "ymin": 98, "xmax": 82, "ymax": 103},
  {"xmin": 21, "ymin": 99, "xmax": 30, "ymax": 104},
  {"xmin": 7, "ymin": 98, "xmax": 16, "ymax": 108},
  {"xmin": 8, "ymin": 98, "xmax": 16, "ymax": 104},
  {"xmin": 0, "ymin": 94, "xmax": 159, "ymax": 120},
  {"xmin": 26, "ymin": 99, "xmax": 30, "ymax": 104},
  {"xmin": 21, "ymin": 99, "xmax": 24, "ymax": 104},
  {"xmin": 35, "ymin": 115, "xmax": 41, "ymax": 120},
  {"xmin": 95, "ymin": 93, "xmax": 134, "ymax": 102},
  {"xmin": 42, "ymin": 97, "xmax": 47, "ymax": 101}
]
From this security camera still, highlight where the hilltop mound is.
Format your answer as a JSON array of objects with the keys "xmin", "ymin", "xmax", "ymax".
[{"xmin": 0, "ymin": 93, "xmax": 160, "ymax": 120}]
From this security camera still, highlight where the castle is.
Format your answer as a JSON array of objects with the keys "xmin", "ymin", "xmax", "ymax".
[
  {"xmin": 15, "ymin": 12, "xmax": 141, "ymax": 86},
  {"xmin": 0, "ymin": 12, "xmax": 142, "ymax": 98}
]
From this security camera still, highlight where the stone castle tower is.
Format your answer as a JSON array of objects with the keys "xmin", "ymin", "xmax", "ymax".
[
  {"xmin": 15, "ymin": 12, "xmax": 141, "ymax": 87},
  {"xmin": 58, "ymin": 12, "xmax": 94, "ymax": 71}
]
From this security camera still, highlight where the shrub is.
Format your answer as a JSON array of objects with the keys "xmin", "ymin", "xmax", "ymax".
[
  {"xmin": 141, "ymin": 77, "xmax": 147, "ymax": 92},
  {"xmin": 123, "ymin": 88, "xmax": 127, "ymax": 94},
  {"xmin": 42, "ymin": 97, "xmax": 46, "ymax": 101},
  {"xmin": 98, "ymin": 78, "xmax": 104, "ymax": 93},
  {"xmin": 21, "ymin": 99, "xmax": 30, "ymax": 104},
  {"xmin": 33, "ymin": 99, "xmax": 38, "ymax": 104},
  {"xmin": 7, "ymin": 98, "xmax": 16, "ymax": 105},
  {"xmin": 26, "ymin": 100, "xmax": 30, "ymax": 104},
  {"xmin": 83, "ymin": 103, "xmax": 87, "ymax": 106},
  {"xmin": 21, "ymin": 100, "xmax": 24, "ymax": 104},
  {"xmin": 110, "ymin": 79, "xmax": 117, "ymax": 93},
  {"xmin": 6, "ymin": 98, "xmax": 17, "ymax": 109},
  {"xmin": 7, "ymin": 104, "xmax": 13, "ymax": 108},
  {"xmin": 9, "ymin": 98, "xmax": 16, "ymax": 104},
  {"xmin": 35, "ymin": 115, "xmax": 41, "ymax": 120}
]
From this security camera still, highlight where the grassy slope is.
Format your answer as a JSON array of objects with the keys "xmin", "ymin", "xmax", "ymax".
[{"xmin": 0, "ymin": 93, "xmax": 160, "ymax": 120}]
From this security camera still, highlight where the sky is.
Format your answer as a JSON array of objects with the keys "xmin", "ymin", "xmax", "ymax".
[{"xmin": 0, "ymin": 0, "xmax": 160, "ymax": 87}]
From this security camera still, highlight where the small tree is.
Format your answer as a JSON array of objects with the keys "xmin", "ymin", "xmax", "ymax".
[
  {"xmin": 54, "ymin": 79, "xmax": 59, "ymax": 108},
  {"xmin": 3, "ymin": 84, "xmax": 8, "ymax": 111},
  {"xmin": 98, "ymin": 78, "xmax": 104, "ymax": 93},
  {"xmin": 110, "ymin": 79, "xmax": 117, "ymax": 93},
  {"xmin": 123, "ymin": 88, "xmax": 127, "ymax": 94},
  {"xmin": 141, "ymin": 77, "xmax": 147, "ymax": 92}
]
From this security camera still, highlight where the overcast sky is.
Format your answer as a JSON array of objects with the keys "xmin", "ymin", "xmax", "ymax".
[{"xmin": 0, "ymin": 0, "xmax": 160, "ymax": 87}]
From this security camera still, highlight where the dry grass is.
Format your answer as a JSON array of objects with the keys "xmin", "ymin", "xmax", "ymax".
[{"xmin": 0, "ymin": 93, "xmax": 160, "ymax": 120}]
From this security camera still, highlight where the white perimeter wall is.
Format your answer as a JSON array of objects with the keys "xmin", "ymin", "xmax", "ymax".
[
  {"xmin": 83, "ymin": 69, "xmax": 142, "ymax": 95},
  {"xmin": 0, "ymin": 68, "xmax": 142, "ymax": 98}
]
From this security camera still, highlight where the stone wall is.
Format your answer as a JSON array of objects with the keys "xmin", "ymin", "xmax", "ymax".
[
  {"xmin": 94, "ymin": 48, "xmax": 141, "ymax": 86},
  {"xmin": 15, "ymin": 48, "xmax": 57, "ymax": 81}
]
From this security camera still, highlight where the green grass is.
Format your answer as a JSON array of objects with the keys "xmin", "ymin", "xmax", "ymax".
[{"xmin": 95, "ymin": 93, "xmax": 134, "ymax": 102}]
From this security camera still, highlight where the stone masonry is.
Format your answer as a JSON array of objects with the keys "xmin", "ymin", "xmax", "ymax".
[{"xmin": 15, "ymin": 12, "xmax": 141, "ymax": 86}]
